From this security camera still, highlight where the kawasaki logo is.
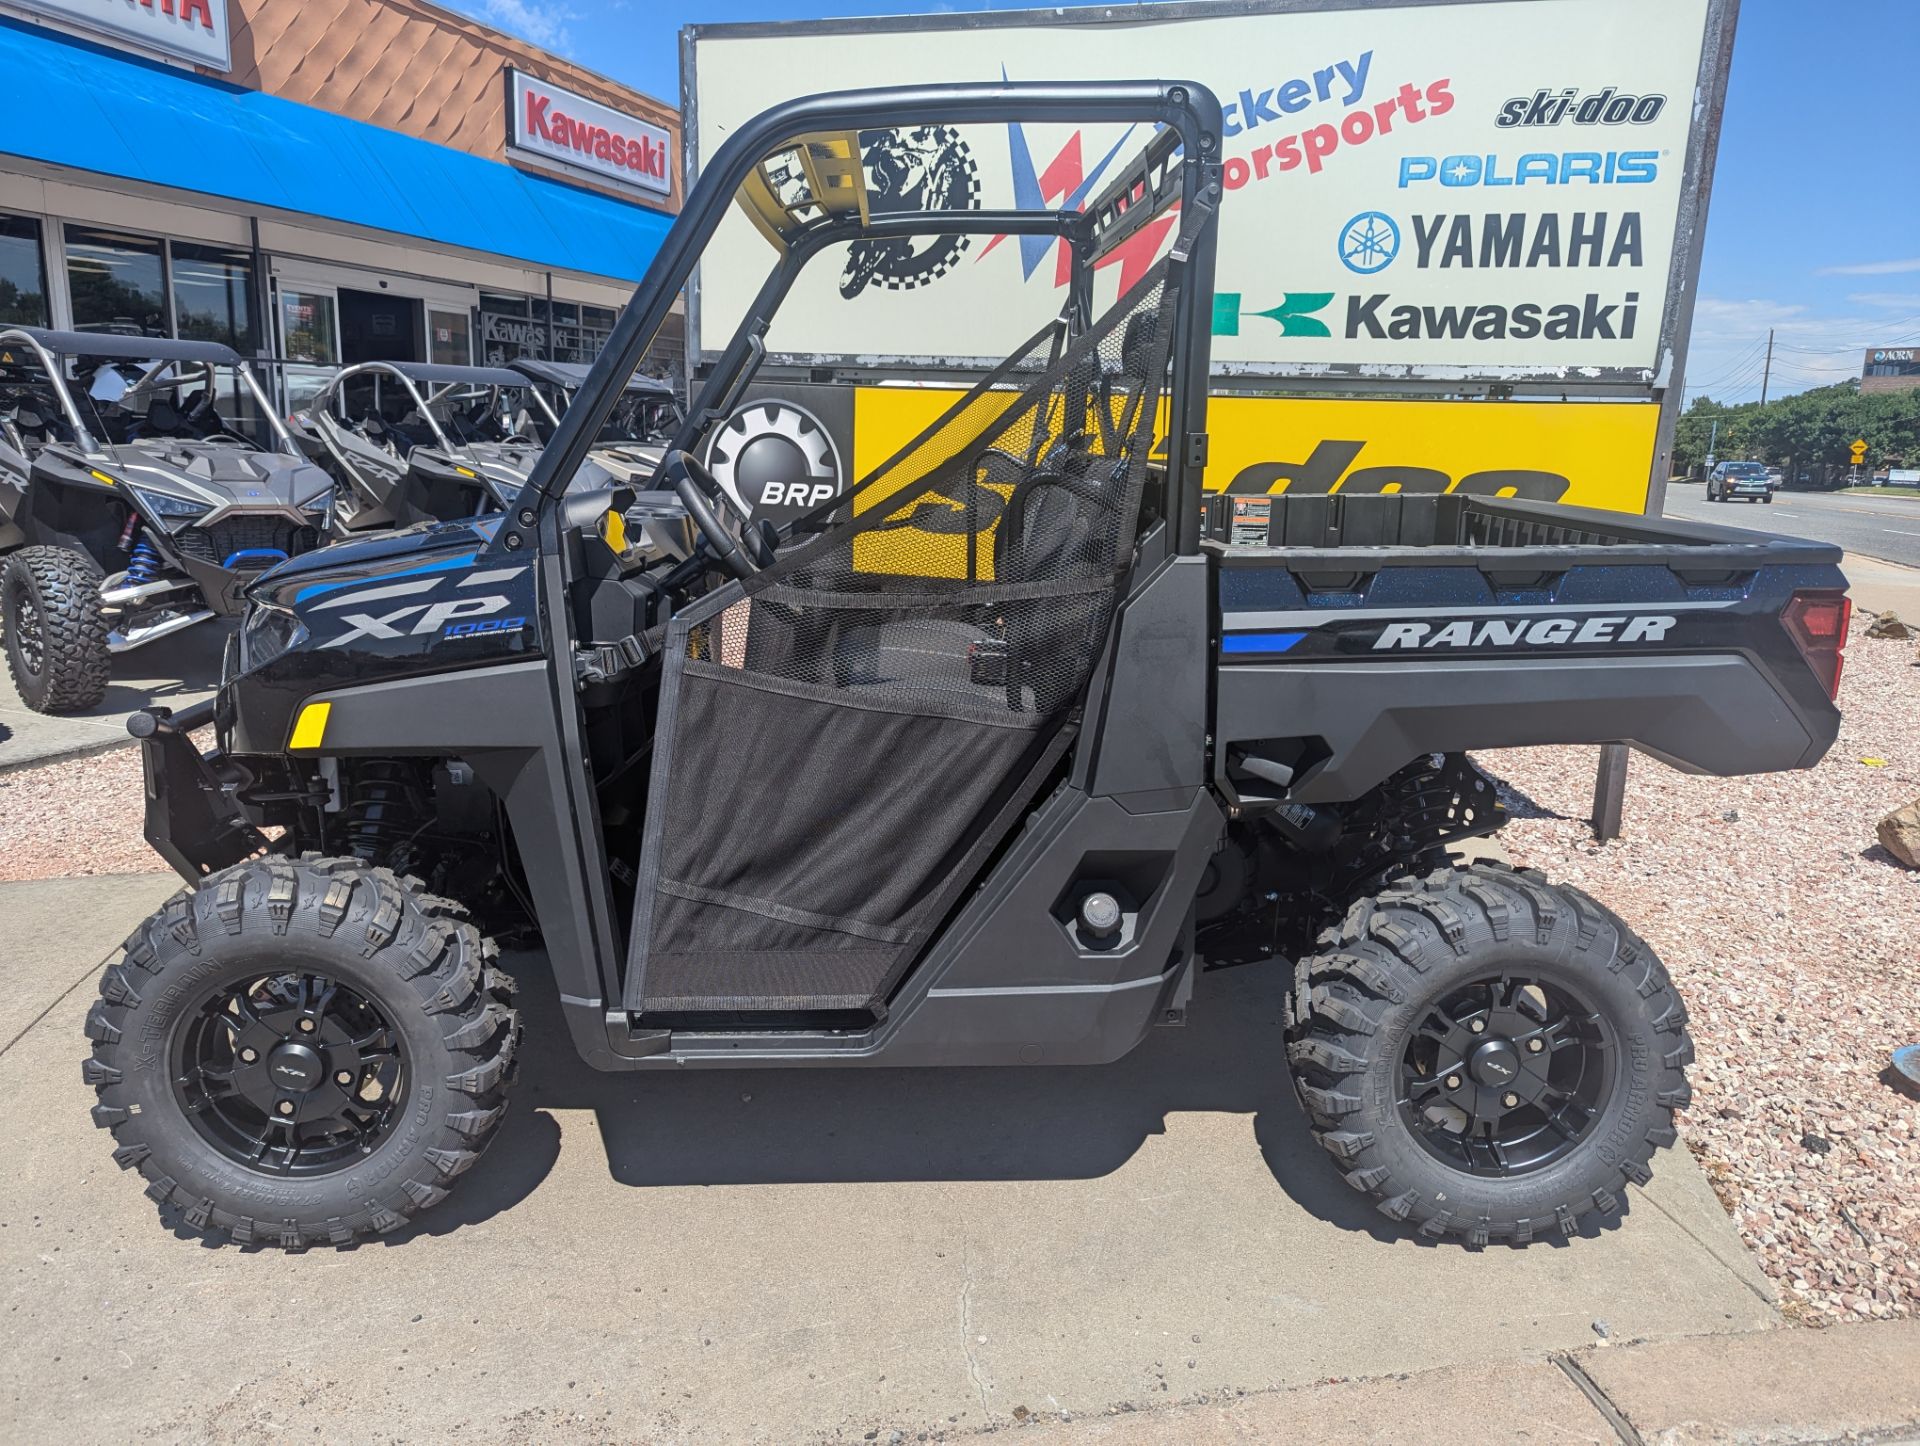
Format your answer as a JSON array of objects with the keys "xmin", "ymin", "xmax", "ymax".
[
  {"xmin": 1373, "ymin": 615, "xmax": 1677, "ymax": 650},
  {"xmin": 1213, "ymin": 291, "xmax": 1334, "ymax": 337},
  {"xmin": 1217, "ymin": 288, "xmax": 1640, "ymax": 341},
  {"xmin": 1348, "ymin": 290, "xmax": 1640, "ymax": 341}
]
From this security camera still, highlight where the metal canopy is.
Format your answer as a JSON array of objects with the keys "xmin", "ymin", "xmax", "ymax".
[
  {"xmin": 1, "ymin": 327, "xmax": 243, "ymax": 366},
  {"xmin": 508, "ymin": 358, "xmax": 675, "ymax": 394}
]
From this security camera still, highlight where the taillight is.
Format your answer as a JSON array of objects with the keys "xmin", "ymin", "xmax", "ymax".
[{"xmin": 1782, "ymin": 590, "xmax": 1851, "ymax": 700}]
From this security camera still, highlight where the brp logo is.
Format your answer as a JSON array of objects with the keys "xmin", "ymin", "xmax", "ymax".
[
  {"xmin": 1339, "ymin": 211, "xmax": 1400, "ymax": 274},
  {"xmin": 706, "ymin": 401, "xmax": 844, "ymax": 529}
]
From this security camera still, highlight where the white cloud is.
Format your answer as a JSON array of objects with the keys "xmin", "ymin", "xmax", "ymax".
[
  {"xmin": 1815, "ymin": 257, "xmax": 1920, "ymax": 277},
  {"xmin": 1847, "ymin": 292, "xmax": 1920, "ymax": 310},
  {"xmin": 1682, "ymin": 295, "xmax": 1886, "ymax": 403},
  {"xmin": 472, "ymin": 0, "xmax": 575, "ymax": 53}
]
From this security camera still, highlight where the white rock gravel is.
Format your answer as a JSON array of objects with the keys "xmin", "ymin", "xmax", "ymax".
[
  {"xmin": 1479, "ymin": 614, "xmax": 1920, "ymax": 1327},
  {"xmin": 0, "ymin": 625, "xmax": 1914, "ymax": 1323},
  {"xmin": 0, "ymin": 742, "xmax": 159, "ymax": 882}
]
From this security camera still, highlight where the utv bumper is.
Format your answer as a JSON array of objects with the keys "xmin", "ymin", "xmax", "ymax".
[{"xmin": 129, "ymin": 699, "xmax": 267, "ymax": 881}]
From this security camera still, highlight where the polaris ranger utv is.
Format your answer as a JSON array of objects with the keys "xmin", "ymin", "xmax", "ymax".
[
  {"xmin": 93, "ymin": 82, "xmax": 1850, "ymax": 1251},
  {"xmin": 295, "ymin": 361, "xmax": 546, "ymax": 531},
  {"xmin": 0, "ymin": 329, "xmax": 335, "ymax": 712}
]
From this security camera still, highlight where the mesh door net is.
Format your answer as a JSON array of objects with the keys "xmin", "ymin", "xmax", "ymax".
[{"xmin": 627, "ymin": 260, "xmax": 1181, "ymax": 1016}]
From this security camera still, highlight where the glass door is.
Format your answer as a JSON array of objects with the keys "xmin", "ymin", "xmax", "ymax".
[{"xmin": 428, "ymin": 308, "xmax": 472, "ymax": 366}]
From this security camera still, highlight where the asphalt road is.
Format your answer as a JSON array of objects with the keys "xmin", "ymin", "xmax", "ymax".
[{"xmin": 1661, "ymin": 484, "xmax": 1920, "ymax": 568}]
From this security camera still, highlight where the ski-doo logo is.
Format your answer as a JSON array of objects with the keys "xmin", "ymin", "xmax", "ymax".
[
  {"xmin": 1497, "ymin": 87, "xmax": 1667, "ymax": 128},
  {"xmin": 839, "ymin": 126, "xmax": 981, "ymax": 298},
  {"xmin": 1373, "ymin": 615, "xmax": 1677, "ymax": 650}
]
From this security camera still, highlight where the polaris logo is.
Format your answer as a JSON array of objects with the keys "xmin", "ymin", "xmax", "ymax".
[{"xmin": 1373, "ymin": 615, "xmax": 1677, "ymax": 650}]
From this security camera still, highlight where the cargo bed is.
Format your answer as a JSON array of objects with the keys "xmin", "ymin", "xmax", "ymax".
[{"xmin": 1198, "ymin": 492, "xmax": 1849, "ymax": 804}]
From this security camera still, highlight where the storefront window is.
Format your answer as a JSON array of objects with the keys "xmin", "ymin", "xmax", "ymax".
[
  {"xmin": 171, "ymin": 243, "xmax": 255, "ymax": 353},
  {"xmin": 0, "ymin": 214, "xmax": 49, "ymax": 327},
  {"xmin": 65, "ymin": 226, "xmax": 167, "ymax": 337},
  {"xmin": 279, "ymin": 289, "xmax": 339, "ymax": 366}
]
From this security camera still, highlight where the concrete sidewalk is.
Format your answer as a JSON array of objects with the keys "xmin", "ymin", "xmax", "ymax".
[
  {"xmin": 3, "ymin": 872, "xmax": 1786, "ymax": 1443},
  {"xmin": 0, "ymin": 618, "xmax": 228, "ymax": 773},
  {"xmin": 1019, "ymin": 1318, "xmax": 1920, "ymax": 1444},
  {"xmin": 1845, "ymin": 551, "xmax": 1920, "ymax": 621}
]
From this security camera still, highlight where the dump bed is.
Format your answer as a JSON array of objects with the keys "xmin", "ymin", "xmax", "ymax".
[{"xmin": 1200, "ymin": 493, "xmax": 1849, "ymax": 806}]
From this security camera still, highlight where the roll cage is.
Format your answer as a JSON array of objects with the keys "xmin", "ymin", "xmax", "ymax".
[
  {"xmin": 0, "ymin": 327, "xmax": 296, "ymax": 457},
  {"xmin": 507, "ymin": 80, "xmax": 1222, "ymax": 557},
  {"xmin": 312, "ymin": 360, "xmax": 540, "ymax": 455}
]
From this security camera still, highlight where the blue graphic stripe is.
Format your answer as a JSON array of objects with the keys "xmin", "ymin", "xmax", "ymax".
[
  {"xmin": 1221, "ymin": 630, "xmax": 1308, "ymax": 655},
  {"xmin": 292, "ymin": 551, "xmax": 478, "ymax": 604}
]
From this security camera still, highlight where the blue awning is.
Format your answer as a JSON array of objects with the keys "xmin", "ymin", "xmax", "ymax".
[{"xmin": 0, "ymin": 17, "xmax": 672, "ymax": 284}]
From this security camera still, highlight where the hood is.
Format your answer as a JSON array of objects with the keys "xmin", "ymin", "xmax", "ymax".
[
  {"xmin": 250, "ymin": 514, "xmax": 502, "ymax": 599},
  {"xmin": 106, "ymin": 441, "xmax": 334, "ymax": 516}
]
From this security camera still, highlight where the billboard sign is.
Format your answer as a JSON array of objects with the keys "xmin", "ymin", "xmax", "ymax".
[{"xmin": 687, "ymin": 0, "xmax": 1722, "ymax": 384}]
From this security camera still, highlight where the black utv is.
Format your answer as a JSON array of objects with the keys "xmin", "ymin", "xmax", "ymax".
[
  {"xmin": 0, "ymin": 329, "xmax": 335, "ymax": 712},
  {"xmin": 294, "ymin": 360, "xmax": 546, "ymax": 531},
  {"xmin": 96, "ymin": 82, "xmax": 1849, "ymax": 1250}
]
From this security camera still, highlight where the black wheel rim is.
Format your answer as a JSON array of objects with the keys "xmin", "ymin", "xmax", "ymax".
[
  {"xmin": 10, "ymin": 582, "xmax": 44, "ymax": 675},
  {"xmin": 173, "ymin": 971, "xmax": 407, "ymax": 1176},
  {"xmin": 1398, "ymin": 973, "xmax": 1615, "ymax": 1177}
]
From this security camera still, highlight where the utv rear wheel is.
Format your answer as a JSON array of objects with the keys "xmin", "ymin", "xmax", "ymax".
[
  {"xmin": 84, "ymin": 856, "xmax": 519, "ymax": 1248},
  {"xmin": 2, "ymin": 546, "xmax": 109, "ymax": 713},
  {"xmin": 1287, "ymin": 862, "xmax": 1693, "ymax": 1246}
]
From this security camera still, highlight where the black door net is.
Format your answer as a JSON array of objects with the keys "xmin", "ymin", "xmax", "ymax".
[{"xmin": 626, "ymin": 258, "xmax": 1183, "ymax": 1018}]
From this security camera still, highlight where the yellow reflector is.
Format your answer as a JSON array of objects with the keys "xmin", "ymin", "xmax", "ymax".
[
  {"xmin": 599, "ymin": 507, "xmax": 628, "ymax": 553},
  {"xmin": 454, "ymin": 465, "xmax": 477, "ymax": 478},
  {"xmin": 89, "ymin": 469, "xmax": 117, "ymax": 486},
  {"xmin": 289, "ymin": 701, "xmax": 332, "ymax": 751}
]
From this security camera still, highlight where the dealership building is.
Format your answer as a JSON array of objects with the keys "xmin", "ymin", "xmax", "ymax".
[
  {"xmin": 0, "ymin": 0, "xmax": 680, "ymax": 402},
  {"xmin": 1861, "ymin": 347, "xmax": 1920, "ymax": 396}
]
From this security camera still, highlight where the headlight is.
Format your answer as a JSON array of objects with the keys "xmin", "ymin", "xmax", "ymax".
[
  {"xmin": 239, "ymin": 602, "xmax": 308, "ymax": 671},
  {"xmin": 130, "ymin": 487, "xmax": 206, "ymax": 521}
]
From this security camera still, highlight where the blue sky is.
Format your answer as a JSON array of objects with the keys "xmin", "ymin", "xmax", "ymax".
[{"xmin": 466, "ymin": 0, "xmax": 1920, "ymax": 404}]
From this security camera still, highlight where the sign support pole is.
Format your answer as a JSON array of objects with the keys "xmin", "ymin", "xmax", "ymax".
[{"xmin": 1592, "ymin": 743, "xmax": 1630, "ymax": 844}]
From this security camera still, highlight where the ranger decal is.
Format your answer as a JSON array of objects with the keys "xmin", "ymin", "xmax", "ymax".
[{"xmin": 1373, "ymin": 615, "xmax": 1677, "ymax": 649}]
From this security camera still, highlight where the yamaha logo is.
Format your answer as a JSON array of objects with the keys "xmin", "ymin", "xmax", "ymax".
[{"xmin": 706, "ymin": 401, "xmax": 845, "ymax": 528}]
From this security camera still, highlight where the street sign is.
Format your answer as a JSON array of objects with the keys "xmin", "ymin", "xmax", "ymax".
[{"xmin": 1851, "ymin": 439, "xmax": 1869, "ymax": 461}]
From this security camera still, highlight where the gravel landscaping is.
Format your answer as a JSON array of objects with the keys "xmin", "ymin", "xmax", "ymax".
[{"xmin": 1, "ymin": 621, "xmax": 1914, "ymax": 1322}]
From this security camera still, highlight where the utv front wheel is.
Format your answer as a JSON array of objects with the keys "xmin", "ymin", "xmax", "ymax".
[
  {"xmin": 84, "ymin": 857, "xmax": 519, "ymax": 1247},
  {"xmin": 2, "ymin": 546, "xmax": 110, "ymax": 713},
  {"xmin": 1287, "ymin": 862, "xmax": 1693, "ymax": 1245}
]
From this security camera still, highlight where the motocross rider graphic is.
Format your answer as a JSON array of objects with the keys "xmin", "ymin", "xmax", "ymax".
[{"xmin": 839, "ymin": 125, "xmax": 980, "ymax": 298}]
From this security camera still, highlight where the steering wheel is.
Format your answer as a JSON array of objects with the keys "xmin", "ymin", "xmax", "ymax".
[{"xmin": 661, "ymin": 449, "xmax": 776, "ymax": 580}]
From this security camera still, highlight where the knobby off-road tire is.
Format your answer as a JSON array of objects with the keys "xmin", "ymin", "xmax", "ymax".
[
  {"xmin": 84, "ymin": 856, "xmax": 520, "ymax": 1248},
  {"xmin": 1286, "ymin": 861, "xmax": 1694, "ymax": 1246},
  {"xmin": 2, "ymin": 545, "xmax": 109, "ymax": 713}
]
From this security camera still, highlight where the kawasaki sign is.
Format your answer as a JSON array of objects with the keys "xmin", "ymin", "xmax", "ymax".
[{"xmin": 507, "ymin": 70, "xmax": 673, "ymax": 200}]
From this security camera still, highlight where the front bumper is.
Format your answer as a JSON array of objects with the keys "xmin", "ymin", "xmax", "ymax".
[{"xmin": 130, "ymin": 699, "xmax": 267, "ymax": 881}]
